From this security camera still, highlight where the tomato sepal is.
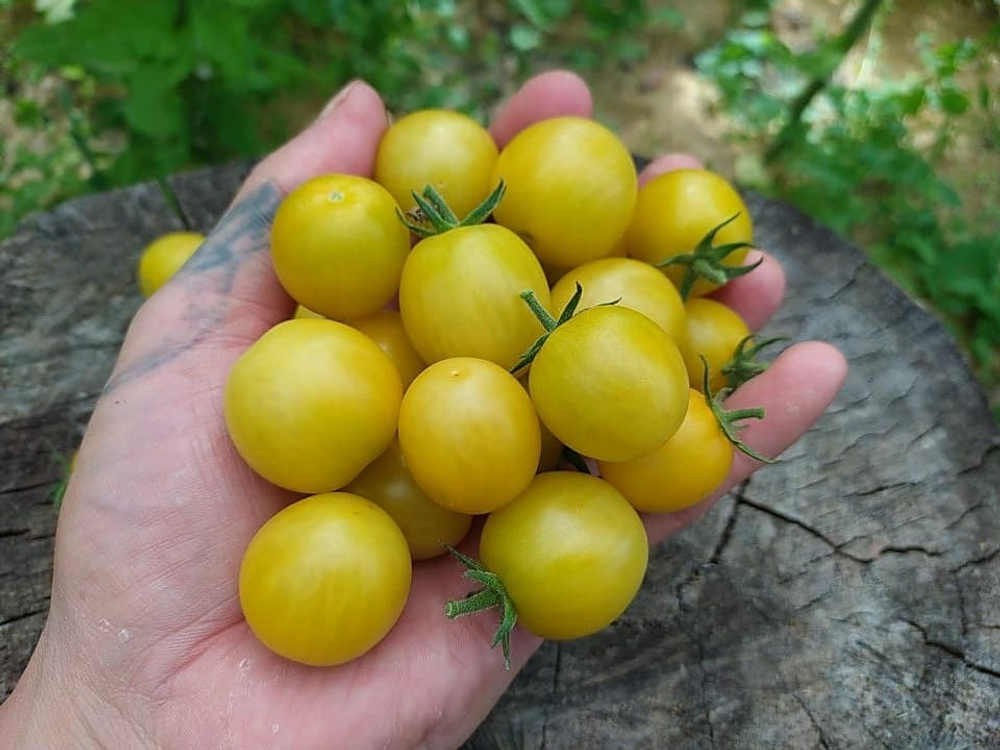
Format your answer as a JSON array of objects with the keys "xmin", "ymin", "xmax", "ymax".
[
  {"xmin": 397, "ymin": 180, "xmax": 507, "ymax": 238},
  {"xmin": 655, "ymin": 213, "xmax": 760, "ymax": 300},
  {"xmin": 443, "ymin": 545, "xmax": 518, "ymax": 669},
  {"xmin": 701, "ymin": 355, "xmax": 776, "ymax": 464},
  {"xmin": 720, "ymin": 334, "xmax": 789, "ymax": 393}
]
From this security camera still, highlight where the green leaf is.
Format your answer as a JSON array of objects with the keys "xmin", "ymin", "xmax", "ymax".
[
  {"xmin": 509, "ymin": 23, "xmax": 542, "ymax": 52},
  {"xmin": 121, "ymin": 64, "xmax": 185, "ymax": 138},
  {"xmin": 937, "ymin": 85, "xmax": 969, "ymax": 115}
]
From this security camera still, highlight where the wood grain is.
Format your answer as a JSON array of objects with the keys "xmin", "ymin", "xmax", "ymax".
[{"xmin": 2, "ymin": 165, "xmax": 998, "ymax": 748}]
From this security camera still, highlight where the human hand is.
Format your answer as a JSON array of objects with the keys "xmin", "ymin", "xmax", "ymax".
[{"xmin": 0, "ymin": 72, "xmax": 847, "ymax": 750}]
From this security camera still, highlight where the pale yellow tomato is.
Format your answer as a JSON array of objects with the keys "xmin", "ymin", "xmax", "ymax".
[
  {"xmin": 398, "ymin": 357, "xmax": 540, "ymax": 514},
  {"xmin": 625, "ymin": 169, "xmax": 753, "ymax": 298},
  {"xmin": 239, "ymin": 492, "xmax": 411, "ymax": 666},
  {"xmin": 347, "ymin": 439, "xmax": 472, "ymax": 560},
  {"xmin": 224, "ymin": 319, "xmax": 402, "ymax": 493},
  {"xmin": 349, "ymin": 310, "xmax": 425, "ymax": 389},
  {"xmin": 600, "ymin": 389, "xmax": 733, "ymax": 512},
  {"xmin": 529, "ymin": 306, "xmax": 689, "ymax": 462},
  {"xmin": 491, "ymin": 117, "xmax": 637, "ymax": 267},
  {"xmin": 375, "ymin": 109, "xmax": 499, "ymax": 219},
  {"xmin": 681, "ymin": 298, "xmax": 751, "ymax": 394},
  {"xmin": 137, "ymin": 231, "xmax": 204, "ymax": 297},
  {"xmin": 270, "ymin": 174, "xmax": 409, "ymax": 320},
  {"xmin": 549, "ymin": 257, "xmax": 686, "ymax": 345}
]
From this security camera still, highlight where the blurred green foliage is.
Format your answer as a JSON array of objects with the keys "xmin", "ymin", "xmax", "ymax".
[
  {"xmin": 696, "ymin": 1, "xmax": 1000, "ymax": 403},
  {"xmin": 2, "ymin": 0, "xmax": 999, "ymax": 405},
  {"xmin": 0, "ymin": 0, "xmax": 651, "ymax": 237}
]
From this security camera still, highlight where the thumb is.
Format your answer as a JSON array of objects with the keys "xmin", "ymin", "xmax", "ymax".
[{"xmin": 107, "ymin": 81, "xmax": 388, "ymax": 392}]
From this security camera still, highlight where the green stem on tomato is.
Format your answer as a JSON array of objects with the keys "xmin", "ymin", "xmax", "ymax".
[
  {"xmin": 396, "ymin": 180, "xmax": 507, "ymax": 237},
  {"xmin": 443, "ymin": 545, "xmax": 518, "ymax": 669},
  {"xmin": 655, "ymin": 214, "xmax": 760, "ymax": 300},
  {"xmin": 701, "ymin": 355, "xmax": 776, "ymax": 465},
  {"xmin": 720, "ymin": 334, "xmax": 789, "ymax": 393}
]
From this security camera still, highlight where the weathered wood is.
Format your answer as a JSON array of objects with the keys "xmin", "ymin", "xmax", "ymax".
[{"xmin": 2, "ymin": 164, "xmax": 999, "ymax": 747}]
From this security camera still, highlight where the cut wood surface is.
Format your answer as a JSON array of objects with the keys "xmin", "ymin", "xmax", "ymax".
[{"xmin": 2, "ymin": 161, "xmax": 998, "ymax": 749}]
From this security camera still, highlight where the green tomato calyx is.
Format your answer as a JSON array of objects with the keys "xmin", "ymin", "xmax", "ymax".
[
  {"xmin": 397, "ymin": 180, "xmax": 506, "ymax": 238},
  {"xmin": 443, "ymin": 545, "xmax": 518, "ymax": 669},
  {"xmin": 702, "ymin": 355, "xmax": 776, "ymax": 464},
  {"xmin": 510, "ymin": 283, "xmax": 620, "ymax": 374},
  {"xmin": 655, "ymin": 213, "xmax": 760, "ymax": 300},
  {"xmin": 721, "ymin": 334, "xmax": 788, "ymax": 393}
]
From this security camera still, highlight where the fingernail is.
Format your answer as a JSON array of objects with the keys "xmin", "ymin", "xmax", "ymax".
[{"xmin": 318, "ymin": 80, "xmax": 361, "ymax": 121}]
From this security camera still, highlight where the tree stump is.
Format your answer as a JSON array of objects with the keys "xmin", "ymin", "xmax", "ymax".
[{"xmin": 2, "ymin": 162, "xmax": 998, "ymax": 749}]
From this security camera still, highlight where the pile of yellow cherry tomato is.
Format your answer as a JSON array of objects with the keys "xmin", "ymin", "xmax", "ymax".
[{"xmin": 137, "ymin": 109, "xmax": 784, "ymax": 669}]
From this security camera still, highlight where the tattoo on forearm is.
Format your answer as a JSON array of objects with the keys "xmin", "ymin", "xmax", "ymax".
[{"xmin": 102, "ymin": 183, "xmax": 281, "ymax": 394}]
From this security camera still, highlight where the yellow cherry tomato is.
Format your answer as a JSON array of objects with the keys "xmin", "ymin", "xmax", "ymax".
[
  {"xmin": 681, "ymin": 298, "xmax": 751, "ymax": 394},
  {"xmin": 399, "ymin": 223, "xmax": 550, "ymax": 370},
  {"xmin": 347, "ymin": 438, "xmax": 472, "ymax": 560},
  {"xmin": 480, "ymin": 472, "xmax": 648, "ymax": 639},
  {"xmin": 625, "ymin": 169, "xmax": 753, "ymax": 297},
  {"xmin": 600, "ymin": 389, "xmax": 733, "ymax": 512},
  {"xmin": 529, "ymin": 306, "xmax": 689, "ymax": 462},
  {"xmin": 491, "ymin": 117, "xmax": 637, "ymax": 268},
  {"xmin": 398, "ymin": 358, "xmax": 540, "ymax": 514},
  {"xmin": 137, "ymin": 231, "xmax": 204, "ymax": 297},
  {"xmin": 375, "ymin": 109, "xmax": 499, "ymax": 219},
  {"xmin": 224, "ymin": 319, "xmax": 402, "ymax": 493},
  {"xmin": 239, "ymin": 492, "xmax": 411, "ymax": 666},
  {"xmin": 549, "ymin": 257, "xmax": 687, "ymax": 345},
  {"xmin": 349, "ymin": 310, "xmax": 425, "ymax": 389},
  {"xmin": 270, "ymin": 174, "xmax": 409, "ymax": 320}
]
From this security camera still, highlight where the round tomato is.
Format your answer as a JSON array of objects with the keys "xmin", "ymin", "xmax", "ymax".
[
  {"xmin": 398, "ymin": 357, "xmax": 540, "ymax": 514},
  {"xmin": 549, "ymin": 257, "xmax": 687, "ymax": 345},
  {"xmin": 270, "ymin": 174, "xmax": 409, "ymax": 320},
  {"xmin": 398, "ymin": 223, "xmax": 550, "ymax": 370},
  {"xmin": 346, "ymin": 438, "xmax": 472, "ymax": 560},
  {"xmin": 224, "ymin": 319, "xmax": 402, "ymax": 493},
  {"xmin": 239, "ymin": 492, "xmax": 411, "ymax": 666},
  {"xmin": 625, "ymin": 169, "xmax": 753, "ymax": 297},
  {"xmin": 600, "ymin": 389, "xmax": 732, "ymax": 512},
  {"xmin": 349, "ymin": 310, "xmax": 425, "ymax": 389},
  {"xmin": 137, "ymin": 231, "xmax": 204, "ymax": 297},
  {"xmin": 491, "ymin": 117, "xmax": 637, "ymax": 268},
  {"xmin": 681, "ymin": 298, "xmax": 750, "ymax": 394},
  {"xmin": 529, "ymin": 306, "xmax": 689, "ymax": 462},
  {"xmin": 375, "ymin": 109, "xmax": 499, "ymax": 220},
  {"xmin": 480, "ymin": 472, "xmax": 648, "ymax": 639}
]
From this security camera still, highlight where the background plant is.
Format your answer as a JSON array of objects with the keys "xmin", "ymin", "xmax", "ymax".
[
  {"xmin": 0, "ymin": 0, "xmax": 653, "ymax": 238},
  {"xmin": 695, "ymin": 0, "xmax": 1000, "ymax": 408}
]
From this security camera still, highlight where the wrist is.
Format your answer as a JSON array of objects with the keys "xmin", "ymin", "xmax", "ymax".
[{"xmin": 0, "ymin": 625, "xmax": 153, "ymax": 750}]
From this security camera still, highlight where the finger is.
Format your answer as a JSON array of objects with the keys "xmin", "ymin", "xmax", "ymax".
[
  {"xmin": 109, "ymin": 81, "xmax": 389, "ymax": 387},
  {"xmin": 638, "ymin": 153, "xmax": 705, "ymax": 186},
  {"xmin": 710, "ymin": 249, "xmax": 787, "ymax": 332},
  {"xmin": 643, "ymin": 341, "xmax": 849, "ymax": 541},
  {"xmin": 489, "ymin": 70, "xmax": 592, "ymax": 148}
]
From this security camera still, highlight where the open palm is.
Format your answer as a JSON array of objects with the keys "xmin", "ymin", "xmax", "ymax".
[{"xmin": 1, "ymin": 73, "xmax": 846, "ymax": 750}]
